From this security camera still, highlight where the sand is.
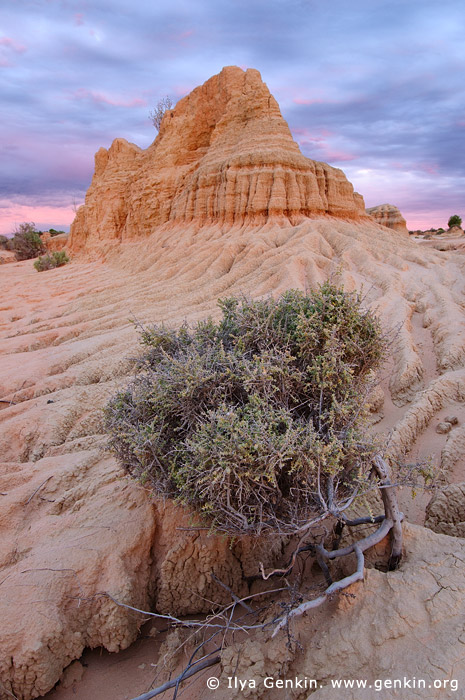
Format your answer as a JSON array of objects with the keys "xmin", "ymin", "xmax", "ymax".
[{"xmin": 2, "ymin": 218, "xmax": 465, "ymax": 699}]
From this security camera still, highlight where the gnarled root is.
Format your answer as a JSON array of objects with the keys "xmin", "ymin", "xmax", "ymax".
[
  {"xmin": 271, "ymin": 455, "xmax": 403, "ymax": 635},
  {"xmin": 373, "ymin": 455, "xmax": 403, "ymax": 569}
]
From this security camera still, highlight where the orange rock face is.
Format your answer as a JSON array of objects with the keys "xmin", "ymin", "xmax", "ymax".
[
  {"xmin": 4, "ymin": 212, "xmax": 465, "ymax": 698},
  {"xmin": 366, "ymin": 203, "xmax": 409, "ymax": 235},
  {"xmin": 42, "ymin": 232, "xmax": 69, "ymax": 252},
  {"xmin": 0, "ymin": 250, "xmax": 16, "ymax": 264},
  {"xmin": 69, "ymin": 66, "xmax": 365, "ymax": 256}
]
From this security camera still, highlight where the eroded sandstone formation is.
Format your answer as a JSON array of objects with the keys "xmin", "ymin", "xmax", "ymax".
[
  {"xmin": 218, "ymin": 524, "xmax": 465, "ymax": 700},
  {"xmin": 4, "ymin": 211, "xmax": 465, "ymax": 698},
  {"xmin": 366, "ymin": 203, "xmax": 409, "ymax": 235},
  {"xmin": 69, "ymin": 66, "xmax": 365, "ymax": 256},
  {"xmin": 425, "ymin": 483, "xmax": 465, "ymax": 536},
  {"xmin": 447, "ymin": 224, "xmax": 464, "ymax": 236},
  {"xmin": 3, "ymin": 66, "xmax": 465, "ymax": 700},
  {"xmin": 42, "ymin": 232, "xmax": 69, "ymax": 252},
  {"xmin": 0, "ymin": 250, "xmax": 16, "ymax": 264}
]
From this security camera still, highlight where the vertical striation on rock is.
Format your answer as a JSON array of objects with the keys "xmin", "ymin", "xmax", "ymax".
[
  {"xmin": 366, "ymin": 203, "xmax": 409, "ymax": 235},
  {"xmin": 69, "ymin": 66, "xmax": 366, "ymax": 256}
]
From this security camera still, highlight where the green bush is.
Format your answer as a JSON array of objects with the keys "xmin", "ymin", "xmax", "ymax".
[
  {"xmin": 448, "ymin": 215, "xmax": 462, "ymax": 228},
  {"xmin": 49, "ymin": 228, "xmax": 66, "ymax": 237},
  {"xmin": 0, "ymin": 235, "xmax": 8, "ymax": 250},
  {"xmin": 34, "ymin": 251, "xmax": 70, "ymax": 272},
  {"xmin": 106, "ymin": 285, "xmax": 386, "ymax": 534},
  {"xmin": 9, "ymin": 222, "xmax": 45, "ymax": 260}
]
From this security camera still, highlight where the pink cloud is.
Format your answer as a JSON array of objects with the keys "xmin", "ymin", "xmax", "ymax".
[
  {"xmin": 293, "ymin": 96, "xmax": 338, "ymax": 106},
  {"xmin": 0, "ymin": 37, "xmax": 27, "ymax": 53},
  {"xmin": 299, "ymin": 135, "xmax": 326, "ymax": 145},
  {"xmin": 418, "ymin": 162, "xmax": 439, "ymax": 175},
  {"xmin": 401, "ymin": 209, "xmax": 452, "ymax": 231},
  {"xmin": 172, "ymin": 83, "xmax": 196, "ymax": 97},
  {"xmin": 291, "ymin": 126, "xmax": 357, "ymax": 163},
  {"xmin": 70, "ymin": 89, "xmax": 147, "ymax": 108},
  {"xmin": 170, "ymin": 29, "xmax": 194, "ymax": 43},
  {"xmin": 74, "ymin": 13, "xmax": 84, "ymax": 26},
  {"xmin": 0, "ymin": 202, "xmax": 77, "ymax": 236},
  {"xmin": 294, "ymin": 98, "xmax": 325, "ymax": 105},
  {"xmin": 391, "ymin": 162, "xmax": 407, "ymax": 171},
  {"xmin": 292, "ymin": 127, "xmax": 333, "ymax": 138},
  {"xmin": 324, "ymin": 150, "xmax": 357, "ymax": 162}
]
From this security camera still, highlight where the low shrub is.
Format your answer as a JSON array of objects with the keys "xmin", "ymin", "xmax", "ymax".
[
  {"xmin": 34, "ymin": 251, "xmax": 70, "ymax": 272},
  {"xmin": 106, "ymin": 285, "xmax": 386, "ymax": 535},
  {"xmin": 10, "ymin": 223, "xmax": 45, "ymax": 260},
  {"xmin": 448, "ymin": 214, "xmax": 462, "ymax": 228}
]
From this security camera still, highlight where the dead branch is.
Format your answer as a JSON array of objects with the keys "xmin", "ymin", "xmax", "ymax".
[
  {"xmin": 373, "ymin": 455, "xmax": 403, "ymax": 568},
  {"xmin": 129, "ymin": 653, "xmax": 220, "ymax": 700},
  {"xmin": 87, "ymin": 588, "xmax": 287, "ymax": 632},
  {"xmin": 270, "ymin": 455, "xmax": 404, "ymax": 635},
  {"xmin": 24, "ymin": 476, "xmax": 52, "ymax": 505},
  {"xmin": 272, "ymin": 544, "xmax": 364, "ymax": 637},
  {"xmin": 210, "ymin": 573, "xmax": 253, "ymax": 613},
  {"xmin": 89, "ymin": 455, "xmax": 405, "ymax": 700},
  {"xmin": 259, "ymin": 527, "xmax": 317, "ymax": 580},
  {"xmin": 314, "ymin": 544, "xmax": 333, "ymax": 586},
  {"xmin": 342, "ymin": 514, "xmax": 385, "ymax": 526}
]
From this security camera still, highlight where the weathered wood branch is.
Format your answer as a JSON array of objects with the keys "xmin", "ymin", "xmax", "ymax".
[
  {"xmin": 272, "ymin": 545, "xmax": 365, "ymax": 637},
  {"xmin": 271, "ymin": 455, "xmax": 403, "ymax": 634},
  {"xmin": 129, "ymin": 654, "xmax": 221, "ymax": 700},
  {"xmin": 373, "ymin": 455, "xmax": 403, "ymax": 568}
]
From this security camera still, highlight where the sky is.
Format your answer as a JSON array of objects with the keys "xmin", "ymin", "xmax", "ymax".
[{"xmin": 1, "ymin": 0, "xmax": 464, "ymax": 235}]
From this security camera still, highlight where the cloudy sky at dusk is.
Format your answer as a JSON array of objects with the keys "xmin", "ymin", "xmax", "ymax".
[{"xmin": 1, "ymin": 0, "xmax": 464, "ymax": 234}]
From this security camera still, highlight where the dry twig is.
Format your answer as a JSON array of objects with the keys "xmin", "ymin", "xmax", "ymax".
[
  {"xmin": 129, "ymin": 654, "xmax": 220, "ymax": 700},
  {"xmin": 24, "ymin": 476, "xmax": 52, "ymax": 505}
]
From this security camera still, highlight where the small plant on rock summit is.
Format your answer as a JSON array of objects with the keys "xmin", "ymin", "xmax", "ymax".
[{"xmin": 149, "ymin": 96, "xmax": 174, "ymax": 131}]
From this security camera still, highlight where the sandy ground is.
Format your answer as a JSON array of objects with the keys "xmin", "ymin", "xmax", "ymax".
[{"xmin": 2, "ymin": 221, "xmax": 465, "ymax": 699}]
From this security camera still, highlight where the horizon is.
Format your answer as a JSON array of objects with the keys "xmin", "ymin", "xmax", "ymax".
[{"xmin": 1, "ymin": 0, "xmax": 464, "ymax": 235}]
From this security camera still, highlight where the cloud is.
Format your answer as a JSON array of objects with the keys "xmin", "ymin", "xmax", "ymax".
[
  {"xmin": 290, "ymin": 127, "xmax": 358, "ymax": 164},
  {"xmin": 293, "ymin": 98, "xmax": 336, "ymax": 106},
  {"xmin": 0, "ymin": 197, "xmax": 78, "ymax": 235},
  {"xmin": 0, "ymin": 37, "xmax": 27, "ymax": 53},
  {"xmin": 69, "ymin": 88, "xmax": 147, "ymax": 108},
  {"xmin": 0, "ymin": 0, "xmax": 464, "ymax": 231},
  {"xmin": 170, "ymin": 29, "xmax": 194, "ymax": 42}
]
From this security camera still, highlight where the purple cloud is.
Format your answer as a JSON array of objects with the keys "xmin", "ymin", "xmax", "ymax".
[
  {"xmin": 0, "ymin": 0, "xmax": 464, "ymax": 233},
  {"xmin": 69, "ymin": 88, "xmax": 147, "ymax": 108},
  {"xmin": 0, "ymin": 37, "xmax": 27, "ymax": 53}
]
